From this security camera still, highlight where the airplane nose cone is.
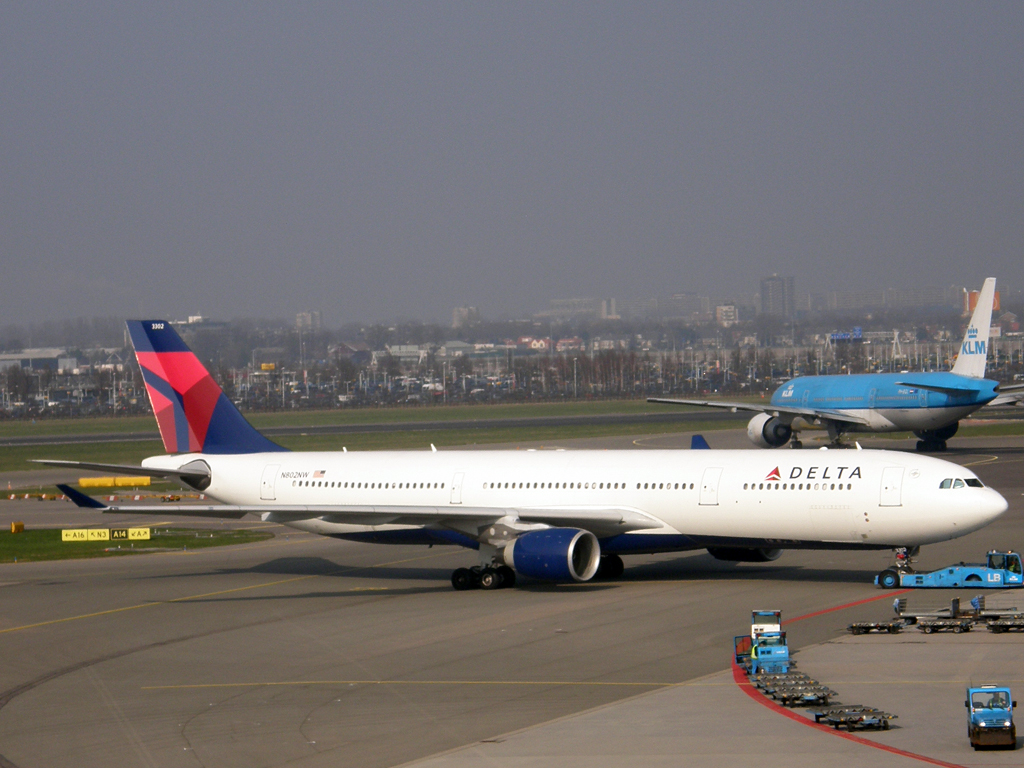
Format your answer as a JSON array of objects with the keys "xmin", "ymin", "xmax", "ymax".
[{"xmin": 979, "ymin": 488, "xmax": 1009, "ymax": 526}]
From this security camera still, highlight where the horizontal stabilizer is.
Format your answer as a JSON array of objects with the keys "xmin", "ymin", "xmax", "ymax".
[
  {"xmin": 57, "ymin": 484, "xmax": 108, "ymax": 509},
  {"xmin": 33, "ymin": 459, "xmax": 211, "ymax": 482},
  {"xmin": 895, "ymin": 380, "xmax": 980, "ymax": 397}
]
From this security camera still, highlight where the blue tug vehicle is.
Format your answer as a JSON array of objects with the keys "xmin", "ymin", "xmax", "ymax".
[{"xmin": 876, "ymin": 551, "xmax": 1023, "ymax": 589}]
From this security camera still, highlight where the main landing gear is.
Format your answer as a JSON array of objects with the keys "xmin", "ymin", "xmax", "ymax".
[
  {"xmin": 596, "ymin": 554, "xmax": 624, "ymax": 579},
  {"xmin": 451, "ymin": 565, "xmax": 516, "ymax": 591},
  {"xmin": 914, "ymin": 423, "xmax": 959, "ymax": 453}
]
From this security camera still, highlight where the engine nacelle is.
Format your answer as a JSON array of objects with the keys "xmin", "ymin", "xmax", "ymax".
[
  {"xmin": 503, "ymin": 528, "xmax": 601, "ymax": 582},
  {"xmin": 707, "ymin": 547, "xmax": 783, "ymax": 563},
  {"xmin": 747, "ymin": 412, "xmax": 792, "ymax": 448}
]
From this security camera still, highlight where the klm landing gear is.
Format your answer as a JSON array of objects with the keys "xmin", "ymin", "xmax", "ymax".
[
  {"xmin": 451, "ymin": 565, "xmax": 516, "ymax": 591},
  {"xmin": 914, "ymin": 423, "xmax": 959, "ymax": 453}
]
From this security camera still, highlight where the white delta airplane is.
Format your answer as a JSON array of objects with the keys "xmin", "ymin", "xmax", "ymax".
[{"xmin": 44, "ymin": 321, "xmax": 1007, "ymax": 591}]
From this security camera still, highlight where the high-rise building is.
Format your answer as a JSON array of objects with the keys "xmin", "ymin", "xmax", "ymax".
[
  {"xmin": 760, "ymin": 275, "xmax": 795, "ymax": 318},
  {"xmin": 296, "ymin": 311, "xmax": 322, "ymax": 331},
  {"xmin": 451, "ymin": 306, "xmax": 480, "ymax": 328}
]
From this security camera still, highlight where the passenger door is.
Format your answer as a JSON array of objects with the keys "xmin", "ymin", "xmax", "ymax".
[
  {"xmin": 699, "ymin": 467, "xmax": 723, "ymax": 506},
  {"xmin": 260, "ymin": 464, "xmax": 279, "ymax": 500},
  {"xmin": 450, "ymin": 472, "xmax": 464, "ymax": 504},
  {"xmin": 879, "ymin": 467, "xmax": 903, "ymax": 507}
]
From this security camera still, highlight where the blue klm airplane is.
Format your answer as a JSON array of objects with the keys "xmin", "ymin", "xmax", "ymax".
[{"xmin": 651, "ymin": 278, "xmax": 1023, "ymax": 451}]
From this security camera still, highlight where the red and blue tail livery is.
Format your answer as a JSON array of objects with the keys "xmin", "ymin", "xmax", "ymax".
[{"xmin": 127, "ymin": 320, "xmax": 286, "ymax": 455}]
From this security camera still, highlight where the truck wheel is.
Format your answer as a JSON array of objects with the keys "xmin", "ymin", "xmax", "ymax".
[{"xmin": 878, "ymin": 569, "xmax": 900, "ymax": 589}]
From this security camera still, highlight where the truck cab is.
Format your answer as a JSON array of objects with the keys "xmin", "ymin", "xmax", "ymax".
[
  {"xmin": 750, "ymin": 631, "xmax": 790, "ymax": 675},
  {"xmin": 966, "ymin": 685, "xmax": 1017, "ymax": 749},
  {"xmin": 751, "ymin": 609, "xmax": 782, "ymax": 639}
]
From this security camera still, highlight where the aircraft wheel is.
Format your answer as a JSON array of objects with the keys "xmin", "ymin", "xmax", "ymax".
[
  {"xmin": 597, "ymin": 554, "xmax": 624, "ymax": 579},
  {"xmin": 496, "ymin": 565, "xmax": 516, "ymax": 588},
  {"xmin": 790, "ymin": 440, "xmax": 803, "ymax": 449},
  {"xmin": 479, "ymin": 567, "xmax": 503, "ymax": 590},
  {"xmin": 451, "ymin": 568, "xmax": 477, "ymax": 591},
  {"xmin": 937, "ymin": 441, "xmax": 947, "ymax": 452},
  {"xmin": 916, "ymin": 441, "xmax": 927, "ymax": 452},
  {"xmin": 878, "ymin": 569, "xmax": 900, "ymax": 589}
]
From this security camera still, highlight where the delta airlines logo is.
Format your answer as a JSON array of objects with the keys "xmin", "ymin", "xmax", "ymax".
[
  {"xmin": 962, "ymin": 326, "xmax": 986, "ymax": 356},
  {"xmin": 764, "ymin": 465, "xmax": 863, "ymax": 481}
]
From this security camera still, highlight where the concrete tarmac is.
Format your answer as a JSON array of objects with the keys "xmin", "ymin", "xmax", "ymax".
[{"xmin": 0, "ymin": 428, "xmax": 1022, "ymax": 767}]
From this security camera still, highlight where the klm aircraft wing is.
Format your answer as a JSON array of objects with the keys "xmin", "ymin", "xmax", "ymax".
[
  {"xmin": 57, "ymin": 485, "xmax": 663, "ymax": 538},
  {"xmin": 646, "ymin": 398, "xmax": 871, "ymax": 425},
  {"xmin": 988, "ymin": 383, "xmax": 1024, "ymax": 406}
]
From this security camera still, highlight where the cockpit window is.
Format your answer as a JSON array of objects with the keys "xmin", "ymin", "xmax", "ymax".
[
  {"xmin": 965, "ymin": 478, "xmax": 984, "ymax": 488},
  {"xmin": 939, "ymin": 478, "xmax": 952, "ymax": 489},
  {"xmin": 953, "ymin": 479, "xmax": 965, "ymax": 489}
]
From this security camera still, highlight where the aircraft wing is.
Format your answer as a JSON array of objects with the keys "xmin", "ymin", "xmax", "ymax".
[
  {"xmin": 645, "ymin": 398, "xmax": 871, "ymax": 426},
  {"xmin": 57, "ymin": 485, "xmax": 663, "ymax": 538},
  {"xmin": 988, "ymin": 383, "xmax": 1024, "ymax": 406}
]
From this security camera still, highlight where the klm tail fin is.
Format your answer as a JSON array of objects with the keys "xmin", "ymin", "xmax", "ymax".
[
  {"xmin": 951, "ymin": 278, "xmax": 996, "ymax": 379},
  {"xmin": 127, "ymin": 320, "xmax": 286, "ymax": 454}
]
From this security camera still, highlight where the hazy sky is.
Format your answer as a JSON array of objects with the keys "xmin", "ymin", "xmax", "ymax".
[{"xmin": 3, "ymin": 2, "xmax": 1023, "ymax": 326}]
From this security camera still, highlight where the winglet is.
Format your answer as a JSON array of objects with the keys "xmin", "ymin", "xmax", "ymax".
[
  {"xmin": 57, "ymin": 484, "xmax": 108, "ymax": 510},
  {"xmin": 690, "ymin": 434, "xmax": 711, "ymax": 450}
]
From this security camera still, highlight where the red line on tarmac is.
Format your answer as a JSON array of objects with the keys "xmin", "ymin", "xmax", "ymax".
[
  {"xmin": 785, "ymin": 589, "xmax": 913, "ymax": 625},
  {"xmin": 731, "ymin": 659, "xmax": 963, "ymax": 768}
]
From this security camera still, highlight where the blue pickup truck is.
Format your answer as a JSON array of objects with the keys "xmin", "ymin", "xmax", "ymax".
[
  {"xmin": 966, "ymin": 685, "xmax": 1016, "ymax": 750},
  {"xmin": 876, "ymin": 551, "xmax": 1023, "ymax": 589}
]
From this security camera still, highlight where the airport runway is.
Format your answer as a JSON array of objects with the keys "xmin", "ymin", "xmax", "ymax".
[{"xmin": 0, "ymin": 429, "xmax": 1022, "ymax": 767}]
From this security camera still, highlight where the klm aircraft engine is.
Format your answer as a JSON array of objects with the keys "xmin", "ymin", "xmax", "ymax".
[
  {"xmin": 747, "ymin": 413, "xmax": 792, "ymax": 448},
  {"xmin": 503, "ymin": 528, "xmax": 601, "ymax": 582},
  {"xmin": 707, "ymin": 547, "xmax": 783, "ymax": 562}
]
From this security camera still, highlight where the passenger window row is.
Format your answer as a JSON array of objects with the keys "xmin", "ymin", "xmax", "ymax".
[
  {"xmin": 292, "ymin": 480, "xmax": 444, "ymax": 489},
  {"xmin": 483, "ymin": 482, "xmax": 696, "ymax": 490},
  {"xmin": 743, "ymin": 482, "xmax": 853, "ymax": 491}
]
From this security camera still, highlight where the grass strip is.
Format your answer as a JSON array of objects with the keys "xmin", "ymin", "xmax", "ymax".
[
  {"xmin": 0, "ymin": 527, "xmax": 274, "ymax": 563},
  {"xmin": 1, "ymin": 419, "xmax": 738, "ymax": 474},
  {"xmin": 0, "ymin": 399, "xmax": 720, "ymax": 439}
]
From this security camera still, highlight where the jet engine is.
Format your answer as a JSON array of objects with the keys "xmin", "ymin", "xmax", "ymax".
[
  {"xmin": 503, "ymin": 528, "xmax": 601, "ymax": 582},
  {"xmin": 747, "ymin": 413, "xmax": 792, "ymax": 448},
  {"xmin": 706, "ymin": 547, "xmax": 783, "ymax": 563}
]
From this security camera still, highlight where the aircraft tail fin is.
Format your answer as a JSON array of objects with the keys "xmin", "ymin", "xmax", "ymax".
[
  {"xmin": 127, "ymin": 320, "xmax": 286, "ymax": 455},
  {"xmin": 951, "ymin": 277, "xmax": 996, "ymax": 379}
]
